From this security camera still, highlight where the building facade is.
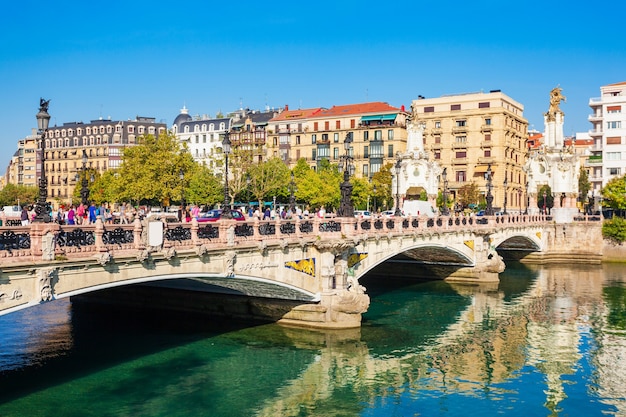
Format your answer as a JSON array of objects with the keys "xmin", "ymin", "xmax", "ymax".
[
  {"xmin": 30, "ymin": 116, "xmax": 166, "ymax": 209},
  {"xmin": 588, "ymin": 81, "xmax": 626, "ymax": 191},
  {"xmin": 412, "ymin": 91, "xmax": 528, "ymax": 212},
  {"xmin": 268, "ymin": 102, "xmax": 409, "ymax": 179},
  {"xmin": 171, "ymin": 106, "xmax": 231, "ymax": 172}
]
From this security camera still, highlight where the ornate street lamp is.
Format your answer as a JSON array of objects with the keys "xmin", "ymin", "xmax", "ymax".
[
  {"xmin": 337, "ymin": 132, "xmax": 354, "ymax": 217},
  {"xmin": 394, "ymin": 157, "xmax": 402, "ymax": 217},
  {"xmin": 485, "ymin": 163, "xmax": 494, "ymax": 216},
  {"xmin": 221, "ymin": 132, "xmax": 232, "ymax": 219},
  {"xmin": 34, "ymin": 99, "xmax": 52, "ymax": 223},
  {"xmin": 372, "ymin": 185, "xmax": 377, "ymax": 215},
  {"xmin": 288, "ymin": 171, "xmax": 296, "ymax": 214},
  {"xmin": 517, "ymin": 188, "xmax": 522, "ymax": 214},
  {"xmin": 179, "ymin": 168, "xmax": 186, "ymax": 222},
  {"xmin": 503, "ymin": 176, "xmax": 508, "ymax": 215},
  {"xmin": 80, "ymin": 150, "xmax": 90, "ymax": 206},
  {"xmin": 543, "ymin": 190, "xmax": 547, "ymax": 215},
  {"xmin": 441, "ymin": 167, "xmax": 450, "ymax": 216}
]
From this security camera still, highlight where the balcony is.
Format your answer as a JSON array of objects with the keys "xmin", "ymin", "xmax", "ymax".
[
  {"xmin": 587, "ymin": 155, "xmax": 603, "ymax": 165},
  {"xmin": 588, "ymin": 113, "xmax": 603, "ymax": 122},
  {"xmin": 589, "ymin": 129, "xmax": 603, "ymax": 137},
  {"xmin": 477, "ymin": 157, "xmax": 494, "ymax": 164},
  {"xmin": 452, "ymin": 126, "xmax": 467, "ymax": 134},
  {"xmin": 481, "ymin": 124, "xmax": 493, "ymax": 132}
]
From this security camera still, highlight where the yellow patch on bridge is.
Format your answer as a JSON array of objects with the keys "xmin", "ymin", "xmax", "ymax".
[
  {"xmin": 464, "ymin": 240, "xmax": 475, "ymax": 251},
  {"xmin": 285, "ymin": 258, "xmax": 316, "ymax": 277},
  {"xmin": 536, "ymin": 232, "xmax": 542, "ymax": 239},
  {"xmin": 348, "ymin": 253, "xmax": 368, "ymax": 268}
]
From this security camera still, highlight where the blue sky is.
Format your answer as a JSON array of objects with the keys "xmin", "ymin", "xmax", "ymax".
[{"xmin": 1, "ymin": 0, "xmax": 625, "ymax": 171}]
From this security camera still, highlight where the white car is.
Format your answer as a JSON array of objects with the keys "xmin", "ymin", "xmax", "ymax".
[
  {"xmin": 381, "ymin": 210, "xmax": 396, "ymax": 218},
  {"xmin": 354, "ymin": 210, "xmax": 371, "ymax": 219}
]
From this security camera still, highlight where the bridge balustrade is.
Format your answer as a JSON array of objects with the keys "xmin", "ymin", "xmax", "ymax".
[{"xmin": 0, "ymin": 213, "xmax": 601, "ymax": 264}]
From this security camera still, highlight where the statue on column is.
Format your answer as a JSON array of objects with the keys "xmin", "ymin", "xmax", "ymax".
[{"xmin": 545, "ymin": 87, "xmax": 566, "ymax": 122}]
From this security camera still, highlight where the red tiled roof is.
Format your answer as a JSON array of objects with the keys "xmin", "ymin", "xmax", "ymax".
[
  {"xmin": 607, "ymin": 81, "xmax": 626, "ymax": 86},
  {"xmin": 270, "ymin": 108, "xmax": 324, "ymax": 122},
  {"xmin": 317, "ymin": 102, "xmax": 402, "ymax": 118}
]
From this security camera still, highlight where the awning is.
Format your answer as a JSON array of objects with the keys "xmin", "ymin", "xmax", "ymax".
[
  {"xmin": 473, "ymin": 165, "xmax": 494, "ymax": 174},
  {"xmin": 361, "ymin": 114, "xmax": 397, "ymax": 122}
]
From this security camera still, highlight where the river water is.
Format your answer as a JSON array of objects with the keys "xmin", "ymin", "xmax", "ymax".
[{"xmin": 0, "ymin": 261, "xmax": 625, "ymax": 416}]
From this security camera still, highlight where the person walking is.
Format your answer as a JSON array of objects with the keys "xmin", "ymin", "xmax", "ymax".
[
  {"xmin": 20, "ymin": 206, "xmax": 29, "ymax": 226},
  {"xmin": 88, "ymin": 203, "xmax": 97, "ymax": 224},
  {"xmin": 67, "ymin": 206, "xmax": 76, "ymax": 225}
]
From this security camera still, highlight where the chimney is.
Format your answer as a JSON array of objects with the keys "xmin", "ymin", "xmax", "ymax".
[{"xmin": 285, "ymin": 104, "xmax": 289, "ymax": 111}]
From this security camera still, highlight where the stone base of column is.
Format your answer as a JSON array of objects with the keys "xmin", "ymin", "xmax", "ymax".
[
  {"xmin": 551, "ymin": 207, "xmax": 578, "ymax": 223},
  {"xmin": 278, "ymin": 291, "xmax": 370, "ymax": 330}
]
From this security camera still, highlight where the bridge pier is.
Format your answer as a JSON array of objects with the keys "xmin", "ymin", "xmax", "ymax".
[{"xmin": 278, "ymin": 240, "xmax": 370, "ymax": 330}]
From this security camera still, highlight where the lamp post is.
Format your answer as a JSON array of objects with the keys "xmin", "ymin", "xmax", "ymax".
[
  {"xmin": 338, "ymin": 132, "xmax": 355, "ymax": 217},
  {"xmin": 394, "ymin": 158, "xmax": 402, "ymax": 217},
  {"xmin": 289, "ymin": 171, "xmax": 296, "ymax": 214},
  {"xmin": 503, "ymin": 176, "xmax": 508, "ymax": 215},
  {"xmin": 179, "ymin": 168, "xmax": 185, "ymax": 222},
  {"xmin": 485, "ymin": 163, "xmax": 494, "ymax": 216},
  {"xmin": 373, "ymin": 185, "xmax": 377, "ymax": 215},
  {"xmin": 543, "ymin": 190, "xmax": 547, "ymax": 215},
  {"xmin": 80, "ymin": 150, "xmax": 90, "ymax": 206},
  {"xmin": 221, "ymin": 132, "xmax": 232, "ymax": 219},
  {"xmin": 441, "ymin": 167, "xmax": 450, "ymax": 216},
  {"xmin": 34, "ymin": 99, "xmax": 52, "ymax": 223},
  {"xmin": 517, "ymin": 188, "xmax": 522, "ymax": 214}
]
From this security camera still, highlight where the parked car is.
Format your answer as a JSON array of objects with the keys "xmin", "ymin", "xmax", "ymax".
[
  {"xmin": 197, "ymin": 209, "xmax": 245, "ymax": 222},
  {"xmin": 381, "ymin": 210, "xmax": 395, "ymax": 218},
  {"xmin": 476, "ymin": 210, "xmax": 485, "ymax": 216},
  {"xmin": 354, "ymin": 210, "xmax": 371, "ymax": 219}
]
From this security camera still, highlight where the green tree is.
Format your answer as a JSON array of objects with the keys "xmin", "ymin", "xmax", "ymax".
[
  {"xmin": 601, "ymin": 174, "xmax": 626, "ymax": 211},
  {"xmin": 457, "ymin": 182, "xmax": 480, "ymax": 210},
  {"xmin": 247, "ymin": 157, "xmax": 291, "ymax": 208},
  {"xmin": 537, "ymin": 185, "xmax": 554, "ymax": 212},
  {"xmin": 185, "ymin": 164, "xmax": 223, "ymax": 207},
  {"xmin": 371, "ymin": 163, "xmax": 393, "ymax": 211},
  {"xmin": 0, "ymin": 184, "xmax": 38, "ymax": 208},
  {"xmin": 114, "ymin": 132, "xmax": 194, "ymax": 207},
  {"xmin": 578, "ymin": 167, "xmax": 591, "ymax": 205}
]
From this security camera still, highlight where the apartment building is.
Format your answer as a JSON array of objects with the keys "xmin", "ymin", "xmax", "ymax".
[
  {"xmin": 588, "ymin": 81, "xmax": 626, "ymax": 191},
  {"xmin": 172, "ymin": 106, "xmax": 231, "ymax": 171},
  {"xmin": 268, "ymin": 102, "xmax": 409, "ymax": 179},
  {"xmin": 25, "ymin": 116, "xmax": 167, "ymax": 208},
  {"xmin": 412, "ymin": 90, "xmax": 528, "ymax": 211}
]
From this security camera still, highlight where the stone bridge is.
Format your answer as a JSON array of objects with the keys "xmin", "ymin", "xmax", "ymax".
[{"xmin": 0, "ymin": 214, "xmax": 602, "ymax": 329}]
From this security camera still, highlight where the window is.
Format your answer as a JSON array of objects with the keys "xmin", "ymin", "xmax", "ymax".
[
  {"xmin": 388, "ymin": 130, "xmax": 394, "ymax": 140},
  {"xmin": 424, "ymin": 106, "xmax": 434, "ymax": 113},
  {"xmin": 324, "ymin": 121, "xmax": 329, "ymax": 130},
  {"xmin": 350, "ymin": 119, "xmax": 356, "ymax": 128},
  {"xmin": 312, "ymin": 134, "xmax": 317, "ymax": 144},
  {"xmin": 296, "ymin": 135, "xmax": 301, "ymax": 145},
  {"xmin": 364, "ymin": 146, "xmax": 369, "ymax": 158},
  {"xmin": 434, "ymin": 151, "xmax": 441, "ymax": 160},
  {"xmin": 484, "ymin": 134, "xmax": 491, "ymax": 141},
  {"xmin": 609, "ymin": 167, "xmax": 621, "ymax": 176},
  {"xmin": 435, "ymin": 121, "xmax": 441, "ymax": 128},
  {"xmin": 455, "ymin": 136, "xmax": 467, "ymax": 143},
  {"xmin": 607, "ymin": 105, "xmax": 621, "ymax": 113},
  {"xmin": 333, "ymin": 147, "xmax": 339, "ymax": 159},
  {"xmin": 607, "ymin": 152, "xmax": 621, "ymax": 160},
  {"xmin": 363, "ymin": 164, "xmax": 369, "ymax": 178},
  {"xmin": 435, "ymin": 136, "xmax": 441, "ymax": 144},
  {"xmin": 485, "ymin": 118, "xmax": 491, "ymax": 125},
  {"xmin": 322, "ymin": 133, "xmax": 329, "ymax": 142},
  {"xmin": 607, "ymin": 136, "xmax": 621, "ymax": 145},
  {"xmin": 374, "ymin": 130, "xmax": 382, "ymax": 141},
  {"xmin": 363, "ymin": 131, "xmax": 369, "ymax": 141},
  {"xmin": 334, "ymin": 133, "xmax": 339, "ymax": 143},
  {"xmin": 455, "ymin": 151, "xmax": 467, "ymax": 158},
  {"xmin": 314, "ymin": 122, "xmax": 319, "ymax": 131},
  {"xmin": 456, "ymin": 120, "xmax": 466, "ymax": 127},
  {"xmin": 607, "ymin": 121, "xmax": 621, "ymax": 129},
  {"xmin": 479, "ymin": 102, "xmax": 490, "ymax": 108},
  {"xmin": 484, "ymin": 149, "xmax": 491, "ymax": 157},
  {"xmin": 335, "ymin": 121, "xmax": 340, "ymax": 129},
  {"xmin": 451, "ymin": 104, "xmax": 461, "ymax": 111},
  {"xmin": 456, "ymin": 171, "xmax": 466, "ymax": 182},
  {"xmin": 388, "ymin": 145, "xmax": 394, "ymax": 157}
]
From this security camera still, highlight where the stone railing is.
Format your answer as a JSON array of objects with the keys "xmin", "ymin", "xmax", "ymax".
[{"xmin": 0, "ymin": 213, "xmax": 581, "ymax": 265}]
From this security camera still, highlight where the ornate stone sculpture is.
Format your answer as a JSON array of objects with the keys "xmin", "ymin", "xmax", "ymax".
[{"xmin": 546, "ymin": 86, "xmax": 566, "ymax": 121}]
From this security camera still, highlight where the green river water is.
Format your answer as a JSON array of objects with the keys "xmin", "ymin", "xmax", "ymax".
[{"xmin": 0, "ymin": 261, "xmax": 625, "ymax": 416}]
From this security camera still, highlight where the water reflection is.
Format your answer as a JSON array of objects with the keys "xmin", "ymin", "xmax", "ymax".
[{"xmin": 0, "ymin": 263, "xmax": 624, "ymax": 416}]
